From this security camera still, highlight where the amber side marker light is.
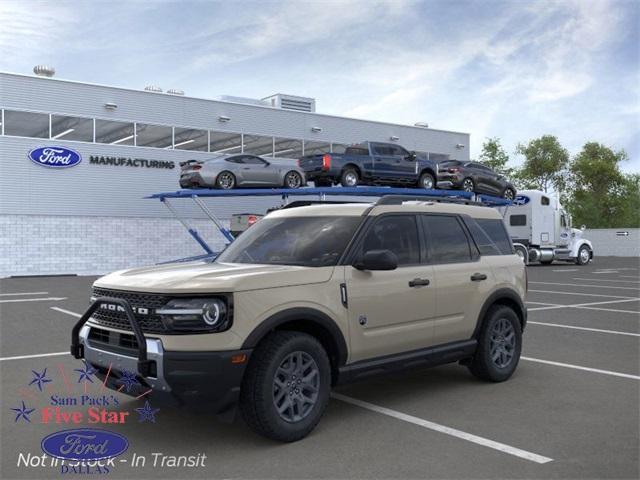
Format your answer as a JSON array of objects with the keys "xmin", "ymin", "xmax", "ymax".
[{"xmin": 231, "ymin": 354, "xmax": 248, "ymax": 364}]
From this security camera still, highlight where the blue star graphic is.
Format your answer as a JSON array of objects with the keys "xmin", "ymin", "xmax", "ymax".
[
  {"xmin": 135, "ymin": 401, "xmax": 160, "ymax": 423},
  {"xmin": 74, "ymin": 361, "xmax": 96, "ymax": 383},
  {"xmin": 119, "ymin": 369, "xmax": 140, "ymax": 392},
  {"xmin": 11, "ymin": 400, "xmax": 36, "ymax": 423},
  {"xmin": 28, "ymin": 368, "xmax": 52, "ymax": 392}
]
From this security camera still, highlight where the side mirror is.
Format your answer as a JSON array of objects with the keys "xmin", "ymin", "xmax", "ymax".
[
  {"xmin": 581, "ymin": 225, "xmax": 586, "ymax": 231},
  {"xmin": 353, "ymin": 249, "xmax": 398, "ymax": 271},
  {"xmin": 407, "ymin": 151, "xmax": 417, "ymax": 161}
]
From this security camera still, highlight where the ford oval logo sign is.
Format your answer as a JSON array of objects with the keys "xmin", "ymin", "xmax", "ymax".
[
  {"xmin": 41, "ymin": 428, "xmax": 128, "ymax": 461},
  {"xmin": 513, "ymin": 195, "xmax": 530, "ymax": 206},
  {"xmin": 28, "ymin": 146, "xmax": 82, "ymax": 168}
]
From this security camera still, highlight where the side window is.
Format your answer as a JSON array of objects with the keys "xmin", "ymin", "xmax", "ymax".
[
  {"xmin": 361, "ymin": 216, "xmax": 420, "ymax": 266},
  {"xmin": 561, "ymin": 214, "xmax": 567, "ymax": 227},
  {"xmin": 541, "ymin": 196, "xmax": 550, "ymax": 206},
  {"xmin": 390, "ymin": 145, "xmax": 410, "ymax": 157},
  {"xmin": 226, "ymin": 156, "xmax": 244, "ymax": 164},
  {"xmin": 510, "ymin": 215, "xmax": 527, "ymax": 226},
  {"xmin": 475, "ymin": 218, "xmax": 514, "ymax": 255},
  {"xmin": 422, "ymin": 215, "xmax": 472, "ymax": 263},
  {"xmin": 242, "ymin": 156, "xmax": 267, "ymax": 165}
]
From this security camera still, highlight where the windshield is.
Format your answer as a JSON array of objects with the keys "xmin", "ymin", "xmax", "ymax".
[{"xmin": 216, "ymin": 216, "xmax": 362, "ymax": 267}]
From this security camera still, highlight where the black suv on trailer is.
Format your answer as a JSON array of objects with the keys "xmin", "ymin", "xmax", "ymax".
[{"xmin": 437, "ymin": 160, "xmax": 516, "ymax": 200}]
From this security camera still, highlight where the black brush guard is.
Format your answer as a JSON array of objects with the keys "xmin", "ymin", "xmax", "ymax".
[{"xmin": 70, "ymin": 297, "xmax": 153, "ymax": 377}]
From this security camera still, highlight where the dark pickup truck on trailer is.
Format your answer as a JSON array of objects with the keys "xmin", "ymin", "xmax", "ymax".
[{"xmin": 298, "ymin": 141, "xmax": 439, "ymax": 189}]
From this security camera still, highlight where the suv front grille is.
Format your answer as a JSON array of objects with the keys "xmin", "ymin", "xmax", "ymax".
[{"xmin": 91, "ymin": 287, "xmax": 169, "ymax": 333}]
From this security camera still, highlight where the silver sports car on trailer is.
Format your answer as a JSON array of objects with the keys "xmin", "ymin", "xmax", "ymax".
[{"xmin": 179, "ymin": 154, "xmax": 306, "ymax": 189}]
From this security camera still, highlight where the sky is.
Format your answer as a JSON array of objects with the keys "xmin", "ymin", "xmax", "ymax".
[{"xmin": 1, "ymin": 0, "xmax": 638, "ymax": 172}]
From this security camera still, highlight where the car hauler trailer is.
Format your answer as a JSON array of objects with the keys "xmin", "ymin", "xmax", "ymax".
[{"xmin": 501, "ymin": 190, "xmax": 593, "ymax": 265}]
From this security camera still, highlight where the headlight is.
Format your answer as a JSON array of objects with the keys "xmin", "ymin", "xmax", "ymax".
[{"xmin": 156, "ymin": 297, "xmax": 231, "ymax": 333}]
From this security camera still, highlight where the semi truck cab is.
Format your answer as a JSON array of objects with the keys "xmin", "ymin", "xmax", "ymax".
[{"xmin": 502, "ymin": 190, "xmax": 593, "ymax": 265}]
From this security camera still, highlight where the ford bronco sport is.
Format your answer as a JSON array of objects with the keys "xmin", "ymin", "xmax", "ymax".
[{"xmin": 71, "ymin": 196, "xmax": 527, "ymax": 442}]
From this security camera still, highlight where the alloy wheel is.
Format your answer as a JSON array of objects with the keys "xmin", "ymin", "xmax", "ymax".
[
  {"xmin": 273, "ymin": 351, "xmax": 320, "ymax": 423},
  {"xmin": 218, "ymin": 172, "xmax": 235, "ymax": 189},
  {"xmin": 504, "ymin": 189, "xmax": 515, "ymax": 200},
  {"xmin": 344, "ymin": 172, "xmax": 358, "ymax": 186},
  {"xmin": 286, "ymin": 172, "xmax": 302, "ymax": 189},
  {"xmin": 489, "ymin": 318, "xmax": 516, "ymax": 368},
  {"xmin": 462, "ymin": 179, "xmax": 474, "ymax": 192},
  {"xmin": 580, "ymin": 247, "xmax": 590, "ymax": 264},
  {"xmin": 421, "ymin": 175, "xmax": 434, "ymax": 189}
]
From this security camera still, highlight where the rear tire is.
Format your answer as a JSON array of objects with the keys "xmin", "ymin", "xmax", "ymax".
[
  {"xmin": 468, "ymin": 305, "xmax": 521, "ymax": 382},
  {"xmin": 284, "ymin": 171, "xmax": 303, "ymax": 189},
  {"xmin": 503, "ymin": 188, "xmax": 516, "ymax": 200},
  {"xmin": 418, "ymin": 172, "xmax": 435, "ymax": 190},
  {"xmin": 462, "ymin": 177, "xmax": 475, "ymax": 192},
  {"xmin": 340, "ymin": 168, "xmax": 359, "ymax": 187},
  {"xmin": 240, "ymin": 331, "xmax": 331, "ymax": 442},
  {"xmin": 216, "ymin": 171, "xmax": 236, "ymax": 189}
]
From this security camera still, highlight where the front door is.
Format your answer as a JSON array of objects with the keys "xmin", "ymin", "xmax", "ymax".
[
  {"xmin": 240, "ymin": 156, "xmax": 276, "ymax": 185},
  {"xmin": 344, "ymin": 214, "xmax": 436, "ymax": 362}
]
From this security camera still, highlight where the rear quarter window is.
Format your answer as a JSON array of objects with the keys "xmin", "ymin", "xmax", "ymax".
[{"xmin": 466, "ymin": 218, "xmax": 514, "ymax": 255}]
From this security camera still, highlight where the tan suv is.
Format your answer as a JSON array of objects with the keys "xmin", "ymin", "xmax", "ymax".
[{"xmin": 71, "ymin": 196, "xmax": 527, "ymax": 442}]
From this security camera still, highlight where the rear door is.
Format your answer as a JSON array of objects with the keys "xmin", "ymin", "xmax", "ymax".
[
  {"xmin": 370, "ymin": 143, "xmax": 396, "ymax": 180},
  {"xmin": 345, "ymin": 214, "xmax": 436, "ymax": 362},
  {"xmin": 421, "ymin": 214, "xmax": 493, "ymax": 344}
]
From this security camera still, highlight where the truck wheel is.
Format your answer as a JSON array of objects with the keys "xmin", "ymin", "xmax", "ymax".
[
  {"xmin": 462, "ymin": 178, "xmax": 475, "ymax": 192},
  {"xmin": 503, "ymin": 188, "xmax": 516, "ymax": 200},
  {"xmin": 418, "ymin": 172, "xmax": 435, "ymax": 190},
  {"xmin": 240, "ymin": 331, "xmax": 331, "ymax": 442},
  {"xmin": 468, "ymin": 305, "xmax": 522, "ymax": 382},
  {"xmin": 216, "ymin": 171, "xmax": 236, "ymax": 189},
  {"xmin": 576, "ymin": 245, "xmax": 591, "ymax": 265},
  {"xmin": 340, "ymin": 168, "xmax": 359, "ymax": 187}
]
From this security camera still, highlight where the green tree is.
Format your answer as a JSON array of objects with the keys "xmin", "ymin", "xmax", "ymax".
[
  {"xmin": 565, "ymin": 142, "xmax": 638, "ymax": 228},
  {"xmin": 479, "ymin": 137, "xmax": 511, "ymax": 174},
  {"xmin": 515, "ymin": 135, "xmax": 569, "ymax": 193}
]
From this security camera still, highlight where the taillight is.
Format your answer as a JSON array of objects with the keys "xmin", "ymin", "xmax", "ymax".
[
  {"xmin": 247, "ymin": 215, "xmax": 258, "ymax": 226},
  {"xmin": 322, "ymin": 154, "xmax": 332, "ymax": 171},
  {"xmin": 192, "ymin": 165, "xmax": 202, "ymax": 170},
  {"xmin": 448, "ymin": 167, "xmax": 460, "ymax": 173},
  {"xmin": 297, "ymin": 159, "xmax": 301, "ymax": 167}
]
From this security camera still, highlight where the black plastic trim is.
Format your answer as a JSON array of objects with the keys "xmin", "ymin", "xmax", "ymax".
[
  {"xmin": 472, "ymin": 288, "xmax": 527, "ymax": 337},
  {"xmin": 241, "ymin": 307, "xmax": 348, "ymax": 367},
  {"xmin": 337, "ymin": 339, "xmax": 477, "ymax": 384}
]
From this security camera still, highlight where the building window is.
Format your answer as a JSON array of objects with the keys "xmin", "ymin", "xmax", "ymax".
[
  {"xmin": 303, "ymin": 141, "xmax": 331, "ymax": 155},
  {"xmin": 173, "ymin": 127, "xmax": 208, "ymax": 151},
  {"xmin": 428, "ymin": 153, "xmax": 450, "ymax": 163},
  {"xmin": 244, "ymin": 134, "xmax": 274, "ymax": 156},
  {"xmin": 210, "ymin": 131, "xmax": 243, "ymax": 154},
  {"xmin": 51, "ymin": 114, "xmax": 93, "ymax": 142},
  {"xmin": 95, "ymin": 119, "xmax": 135, "ymax": 145},
  {"xmin": 273, "ymin": 137, "xmax": 303, "ymax": 159},
  {"xmin": 135, "ymin": 123, "xmax": 173, "ymax": 148},
  {"xmin": 3, "ymin": 110, "xmax": 49, "ymax": 138}
]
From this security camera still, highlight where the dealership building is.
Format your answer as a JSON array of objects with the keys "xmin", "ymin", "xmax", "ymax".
[{"xmin": 0, "ymin": 69, "xmax": 470, "ymax": 277}]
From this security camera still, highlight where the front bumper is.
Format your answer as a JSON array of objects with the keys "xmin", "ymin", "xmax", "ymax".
[{"xmin": 72, "ymin": 297, "xmax": 250, "ymax": 413}]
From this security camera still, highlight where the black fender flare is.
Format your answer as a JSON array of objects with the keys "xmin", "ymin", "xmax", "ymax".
[
  {"xmin": 472, "ymin": 288, "xmax": 527, "ymax": 337},
  {"xmin": 241, "ymin": 307, "xmax": 349, "ymax": 367}
]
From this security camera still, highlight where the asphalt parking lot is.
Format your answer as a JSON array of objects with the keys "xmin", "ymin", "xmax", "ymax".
[{"xmin": 1, "ymin": 256, "xmax": 638, "ymax": 479}]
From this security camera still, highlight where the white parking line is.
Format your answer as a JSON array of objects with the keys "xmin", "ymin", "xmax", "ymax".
[
  {"xmin": 529, "ymin": 289, "xmax": 637, "ymax": 299},
  {"xmin": 529, "ymin": 281, "xmax": 640, "ymax": 291},
  {"xmin": 552, "ymin": 269, "xmax": 579, "ymax": 272},
  {"xmin": 332, "ymin": 393, "xmax": 553, "ymax": 464},
  {"xmin": 620, "ymin": 275, "xmax": 640, "ymax": 279},
  {"xmin": 0, "ymin": 291, "xmax": 49, "ymax": 296},
  {"xmin": 528, "ymin": 321, "xmax": 640, "ymax": 337},
  {"xmin": 572, "ymin": 277, "xmax": 640, "ymax": 284},
  {"xmin": 51, "ymin": 306, "xmax": 81, "ymax": 318},
  {"xmin": 575, "ymin": 306, "xmax": 640, "ymax": 315},
  {"xmin": 0, "ymin": 297, "xmax": 67, "ymax": 304},
  {"xmin": 0, "ymin": 351, "xmax": 68, "ymax": 362},
  {"xmin": 528, "ymin": 298, "xmax": 640, "ymax": 312},
  {"xmin": 521, "ymin": 357, "xmax": 640, "ymax": 381},
  {"xmin": 593, "ymin": 271, "xmax": 619, "ymax": 274}
]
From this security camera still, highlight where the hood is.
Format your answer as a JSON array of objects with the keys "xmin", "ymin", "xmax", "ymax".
[{"xmin": 94, "ymin": 261, "xmax": 334, "ymax": 294}]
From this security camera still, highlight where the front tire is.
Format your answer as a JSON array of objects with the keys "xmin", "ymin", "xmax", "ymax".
[
  {"xmin": 468, "ymin": 305, "xmax": 522, "ymax": 382},
  {"xmin": 216, "ymin": 171, "xmax": 236, "ymax": 189},
  {"xmin": 576, "ymin": 245, "xmax": 591, "ymax": 265},
  {"xmin": 418, "ymin": 172, "xmax": 435, "ymax": 190},
  {"xmin": 240, "ymin": 331, "xmax": 331, "ymax": 442}
]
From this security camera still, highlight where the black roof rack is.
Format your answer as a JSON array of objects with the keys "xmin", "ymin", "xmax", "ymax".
[
  {"xmin": 277, "ymin": 200, "xmax": 369, "ymax": 210},
  {"xmin": 375, "ymin": 195, "xmax": 484, "ymax": 206}
]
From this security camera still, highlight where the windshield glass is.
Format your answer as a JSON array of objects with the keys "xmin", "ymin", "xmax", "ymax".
[{"xmin": 216, "ymin": 216, "xmax": 362, "ymax": 267}]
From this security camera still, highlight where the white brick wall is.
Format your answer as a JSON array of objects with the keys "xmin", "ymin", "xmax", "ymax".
[
  {"xmin": 0, "ymin": 215, "xmax": 229, "ymax": 277},
  {"xmin": 584, "ymin": 228, "xmax": 640, "ymax": 257}
]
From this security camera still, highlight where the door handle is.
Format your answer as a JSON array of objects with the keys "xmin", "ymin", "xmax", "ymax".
[
  {"xmin": 409, "ymin": 278, "xmax": 430, "ymax": 287},
  {"xmin": 470, "ymin": 273, "xmax": 487, "ymax": 282},
  {"xmin": 242, "ymin": 167, "xmax": 251, "ymax": 170}
]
